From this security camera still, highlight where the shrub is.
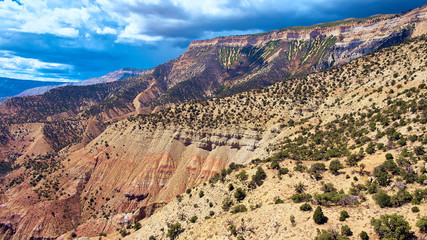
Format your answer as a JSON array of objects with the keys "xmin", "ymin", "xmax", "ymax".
[
  {"xmin": 314, "ymin": 191, "xmax": 347, "ymax": 206},
  {"xmin": 275, "ymin": 198, "xmax": 284, "ymax": 204},
  {"xmin": 294, "ymin": 163, "xmax": 307, "ymax": 172},
  {"xmin": 412, "ymin": 188, "xmax": 427, "ymax": 204},
  {"xmin": 313, "ymin": 206, "xmax": 327, "ymax": 224},
  {"xmin": 359, "ymin": 231, "xmax": 369, "ymax": 240},
  {"xmin": 290, "ymin": 215, "xmax": 296, "ymax": 227},
  {"xmin": 374, "ymin": 169, "xmax": 391, "ymax": 187},
  {"xmin": 321, "ymin": 182, "xmax": 337, "ymax": 193},
  {"xmin": 166, "ymin": 223, "xmax": 182, "ymax": 240},
  {"xmin": 373, "ymin": 191, "xmax": 392, "ymax": 208},
  {"xmin": 250, "ymin": 167, "xmax": 267, "ymax": 186},
  {"xmin": 300, "ymin": 202, "xmax": 312, "ymax": 211},
  {"xmin": 291, "ymin": 193, "xmax": 312, "ymax": 203},
  {"xmin": 199, "ymin": 190, "xmax": 204, "ymax": 198},
  {"xmin": 222, "ymin": 197, "xmax": 233, "ymax": 211},
  {"xmin": 270, "ymin": 160, "xmax": 280, "ymax": 170},
  {"xmin": 365, "ymin": 142, "xmax": 375, "ymax": 154},
  {"xmin": 315, "ymin": 229, "xmax": 348, "ymax": 240},
  {"xmin": 236, "ymin": 170, "xmax": 248, "ymax": 181},
  {"xmin": 371, "ymin": 214, "xmax": 412, "ymax": 240},
  {"xmin": 385, "ymin": 153, "xmax": 394, "ymax": 160},
  {"xmin": 346, "ymin": 153, "xmax": 363, "ymax": 166},
  {"xmin": 339, "ymin": 210, "xmax": 349, "ymax": 221},
  {"xmin": 234, "ymin": 188, "xmax": 246, "ymax": 202},
  {"xmin": 228, "ymin": 183, "xmax": 234, "ymax": 191},
  {"xmin": 228, "ymin": 224, "xmax": 237, "ymax": 236},
  {"xmin": 230, "ymin": 204, "xmax": 247, "ymax": 214},
  {"xmin": 309, "ymin": 163, "xmax": 326, "ymax": 173},
  {"xmin": 190, "ymin": 216, "xmax": 198, "ymax": 223},
  {"xmin": 133, "ymin": 221, "xmax": 141, "ymax": 230},
  {"xmin": 341, "ymin": 225, "xmax": 353, "ymax": 236},
  {"xmin": 367, "ymin": 181, "xmax": 378, "ymax": 194},
  {"xmin": 119, "ymin": 229, "xmax": 129, "ymax": 237},
  {"xmin": 414, "ymin": 146, "xmax": 425, "ymax": 156},
  {"xmin": 329, "ymin": 160, "xmax": 344, "ymax": 175},
  {"xmin": 279, "ymin": 168, "xmax": 289, "ymax": 175},
  {"xmin": 411, "ymin": 206, "xmax": 420, "ymax": 213},
  {"xmin": 417, "ymin": 216, "xmax": 427, "ymax": 233},
  {"xmin": 209, "ymin": 173, "xmax": 221, "ymax": 183},
  {"xmin": 390, "ymin": 189, "xmax": 412, "ymax": 207},
  {"xmin": 294, "ymin": 182, "xmax": 306, "ymax": 193}
]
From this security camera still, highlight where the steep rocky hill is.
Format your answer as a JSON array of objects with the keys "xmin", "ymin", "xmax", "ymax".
[
  {"xmin": 0, "ymin": 6, "xmax": 426, "ymax": 158},
  {"xmin": 0, "ymin": 6, "xmax": 427, "ymax": 240},
  {"xmin": 117, "ymin": 36, "xmax": 427, "ymax": 240},
  {"xmin": 1, "ymin": 32, "xmax": 426, "ymax": 240}
]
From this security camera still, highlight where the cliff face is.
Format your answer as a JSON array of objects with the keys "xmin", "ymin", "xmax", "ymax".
[
  {"xmin": 75, "ymin": 124, "xmax": 266, "ymax": 215},
  {"xmin": 0, "ymin": 5, "xmax": 427, "ymax": 240},
  {"xmin": 0, "ymin": 124, "xmax": 276, "ymax": 239}
]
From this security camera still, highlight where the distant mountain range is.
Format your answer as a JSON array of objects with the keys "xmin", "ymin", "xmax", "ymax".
[
  {"xmin": 0, "ymin": 68, "xmax": 146, "ymax": 103},
  {"xmin": 0, "ymin": 78, "xmax": 64, "ymax": 103}
]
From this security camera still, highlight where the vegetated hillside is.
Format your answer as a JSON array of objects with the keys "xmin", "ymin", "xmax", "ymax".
[
  {"xmin": 11, "ymin": 9, "xmax": 427, "ymax": 149},
  {"xmin": 114, "ymin": 37, "xmax": 426, "ymax": 239},
  {"xmin": 0, "ymin": 34, "xmax": 425, "ymax": 240},
  {"xmin": 0, "ymin": 76, "xmax": 151, "ymax": 123},
  {"xmin": 0, "ymin": 5, "xmax": 425, "ymax": 152},
  {"xmin": 0, "ymin": 7, "xmax": 427, "ymax": 240}
]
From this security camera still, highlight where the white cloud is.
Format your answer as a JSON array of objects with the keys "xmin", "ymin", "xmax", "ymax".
[
  {"xmin": 96, "ymin": 27, "xmax": 117, "ymax": 35},
  {"xmin": 0, "ymin": 51, "xmax": 76, "ymax": 82},
  {"xmin": 114, "ymin": 13, "xmax": 163, "ymax": 43},
  {"xmin": 0, "ymin": 0, "xmax": 352, "ymax": 43},
  {"xmin": 0, "ymin": 0, "xmax": 96, "ymax": 38}
]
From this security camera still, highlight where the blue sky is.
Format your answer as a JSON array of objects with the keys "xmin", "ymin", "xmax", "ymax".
[{"xmin": 0, "ymin": 0, "xmax": 423, "ymax": 82}]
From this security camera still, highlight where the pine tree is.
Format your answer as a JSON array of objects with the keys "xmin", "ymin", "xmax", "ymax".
[{"xmin": 313, "ymin": 206, "xmax": 327, "ymax": 224}]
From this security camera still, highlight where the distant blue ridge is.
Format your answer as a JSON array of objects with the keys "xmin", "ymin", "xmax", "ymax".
[{"xmin": 0, "ymin": 77, "xmax": 64, "ymax": 102}]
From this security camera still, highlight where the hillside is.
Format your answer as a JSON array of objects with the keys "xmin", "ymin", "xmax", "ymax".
[
  {"xmin": 0, "ymin": 6, "xmax": 427, "ymax": 240},
  {"xmin": 116, "ymin": 36, "xmax": 427, "ymax": 240},
  {"xmin": 1, "ymin": 34, "xmax": 426, "ymax": 240},
  {"xmin": 0, "ymin": 6, "xmax": 424, "ymax": 169}
]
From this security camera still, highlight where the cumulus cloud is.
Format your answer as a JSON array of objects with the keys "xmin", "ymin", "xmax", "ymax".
[
  {"xmin": 0, "ymin": 0, "xmax": 96, "ymax": 38},
  {"xmin": 0, "ymin": 50, "xmax": 75, "ymax": 82}
]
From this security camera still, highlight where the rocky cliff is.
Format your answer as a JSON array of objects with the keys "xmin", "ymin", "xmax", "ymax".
[
  {"xmin": 0, "ymin": 5, "xmax": 427, "ymax": 240},
  {"xmin": 0, "ymin": 6, "xmax": 425, "ymax": 159}
]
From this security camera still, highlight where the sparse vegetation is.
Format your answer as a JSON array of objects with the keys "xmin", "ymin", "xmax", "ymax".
[{"xmin": 3, "ymin": 23, "xmax": 427, "ymax": 240}]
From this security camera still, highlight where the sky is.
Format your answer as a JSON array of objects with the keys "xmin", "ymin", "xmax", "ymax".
[{"xmin": 0, "ymin": 0, "xmax": 424, "ymax": 82}]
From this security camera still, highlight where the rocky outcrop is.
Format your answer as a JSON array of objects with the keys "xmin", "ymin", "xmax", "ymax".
[{"xmin": 172, "ymin": 128, "xmax": 260, "ymax": 151}]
